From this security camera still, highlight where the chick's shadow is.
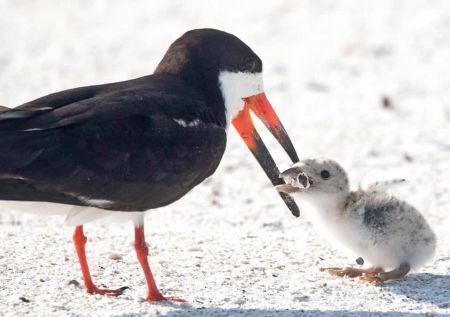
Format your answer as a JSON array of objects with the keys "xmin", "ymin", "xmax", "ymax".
[{"xmin": 380, "ymin": 272, "xmax": 450, "ymax": 308}]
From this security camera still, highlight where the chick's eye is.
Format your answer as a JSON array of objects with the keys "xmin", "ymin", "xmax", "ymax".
[{"xmin": 320, "ymin": 170, "xmax": 330, "ymax": 179}]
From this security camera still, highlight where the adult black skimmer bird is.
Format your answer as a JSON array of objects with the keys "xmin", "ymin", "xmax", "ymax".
[{"xmin": 0, "ymin": 28, "xmax": 299, "ymax": 301}]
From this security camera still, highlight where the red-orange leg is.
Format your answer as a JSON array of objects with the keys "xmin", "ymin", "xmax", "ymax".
[
  {"xmin": 73, "ymin": 225, "xmax": 127, "ymax": 296},
  {"xmin": 134, "ymin": 225, "xmax": 186, "ymax": 302}
]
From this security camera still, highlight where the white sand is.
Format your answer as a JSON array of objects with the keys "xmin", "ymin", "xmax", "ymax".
[{"xmin": 0, "ymin": 1, "xmax": 449, "ymax": 316}]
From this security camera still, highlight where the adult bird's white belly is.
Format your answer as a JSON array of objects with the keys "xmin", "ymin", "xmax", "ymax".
[{"xmin": 0, "ymin": 200, "xmax": 143, "ymax": 225}]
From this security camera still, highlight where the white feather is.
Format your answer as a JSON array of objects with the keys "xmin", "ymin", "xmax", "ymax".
[
  {"xmin": 0, "ymin": 200, "xmax": 144, "ymax": 226},
  {"xmin": 173, "ymin": 118, "xmax": 201, "ymax": 127},
  {"xmin": 218, "ymin": 71, "xmax": 264, "ymax": 128}
]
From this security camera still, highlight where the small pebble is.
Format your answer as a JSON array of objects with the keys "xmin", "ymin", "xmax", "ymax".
[
  {"xmin": 109, "ymin": 253, "xmax": 123, "ymax": 261},
  {"xmin": 293, "ymin": 295, "xmax": 310, "ymax": 302},
  {"xmin": 404, "ymin": 153, "xmax": 414, "ymax": 162},
  {"xmin": 19, "ymin": 297, "xmax": 30, "ymax": 303},
  {"xmin": 68, "ymin": 279, "xmax": 80, "ymax": 287},
  {"xmin": 381, "ymin": 95, "xmax": 393, "ymax": 109}
]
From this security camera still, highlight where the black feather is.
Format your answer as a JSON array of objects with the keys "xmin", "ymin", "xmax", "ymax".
[{"xmin": 0, "ymin": 74, "xmax": 226, "ymax": 211}]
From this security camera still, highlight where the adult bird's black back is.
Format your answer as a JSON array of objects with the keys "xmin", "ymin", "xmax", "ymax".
[{"xmin": 0, "ymin": 28, "xmax": 299, "ymax": 302}]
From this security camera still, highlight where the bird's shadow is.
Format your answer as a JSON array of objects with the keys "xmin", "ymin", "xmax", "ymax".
[
  {"xmin": 378, "ymin": 272, "xmax": 450, "ymax": 308},
  {"xmin": 157, "ymin": 308, "xmax": 434, "ymax": 317},
  {"xmin": 111, "ymin": 309, "xmax": 439, "ymax": 317}
]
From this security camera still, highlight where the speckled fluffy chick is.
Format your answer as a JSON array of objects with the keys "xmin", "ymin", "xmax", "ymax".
[{"xmin": 277, "ymin": 158, "xmax": 436, "ymax": 280}]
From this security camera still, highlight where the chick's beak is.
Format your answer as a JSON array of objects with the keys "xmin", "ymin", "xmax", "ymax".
[
  {"xmin": 276, "ymin": 166, "xmax": 312, "ymax": 194},
  {"xmin": 275, "ymin": 184, "xmax": 300, "ymax": 194},
  {"xmin": 232, "ymin": 92, "xmax": 300, "ymax": 217}
]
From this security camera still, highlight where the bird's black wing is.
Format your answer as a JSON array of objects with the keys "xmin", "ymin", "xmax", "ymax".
[
  {"xmin": 0, "ymin": 76, "xmax": 226, "ymax": 211},
  {"xmin": 0, "ymin": 82, "xmax": 103, "ymax": 120}
]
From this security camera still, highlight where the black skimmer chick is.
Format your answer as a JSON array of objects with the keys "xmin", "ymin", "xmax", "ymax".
[
  {"xmin": 0, "ymin": 28, "xmax": 300, "ymax": 301},
  {"xmin": 277, "ymin": 158, "xmax": 436, "ymax": 283}
]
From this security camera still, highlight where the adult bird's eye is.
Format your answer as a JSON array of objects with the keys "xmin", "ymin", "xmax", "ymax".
[{"xmin": 320, "ymin": 170, "xmax": 330, "ymax": 180}]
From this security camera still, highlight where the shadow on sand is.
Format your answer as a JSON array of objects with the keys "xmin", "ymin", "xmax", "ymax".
[
  {"xmin": 379, "ymin": 272, "xmax": 450, "ymax": 308},
  {"xmin": 157, "ymin": 273, "xmax": 450, "ymax": 316},
  {"xmin": 107, "ymin": 273, "xmax": 450, "ymax": 317},
  {"xmin": 158, "ymin": 308, "xmax": 436, "ymax": 317},
  {"xmin": 108, "ymin": 308, "xmax": 441, "ymax": 317}
]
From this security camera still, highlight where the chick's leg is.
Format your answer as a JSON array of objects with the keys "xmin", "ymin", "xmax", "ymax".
[
  {"xmin": 320, "ymin": 266, "xmax": 384, "ymax": 278},
  {"xmin": 361, "ymin": 262, "xmax": 410, "ymax": 283}
]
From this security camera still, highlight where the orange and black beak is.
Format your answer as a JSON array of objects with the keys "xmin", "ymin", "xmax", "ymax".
[{"xmin": 232, "ymin": 92, "xmax": 300, "ymax": 217}]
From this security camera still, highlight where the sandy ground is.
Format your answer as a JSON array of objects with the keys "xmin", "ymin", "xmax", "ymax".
[{"xmin": 0, "ymin": 1, "xmax": 449, "ymax": 316}]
